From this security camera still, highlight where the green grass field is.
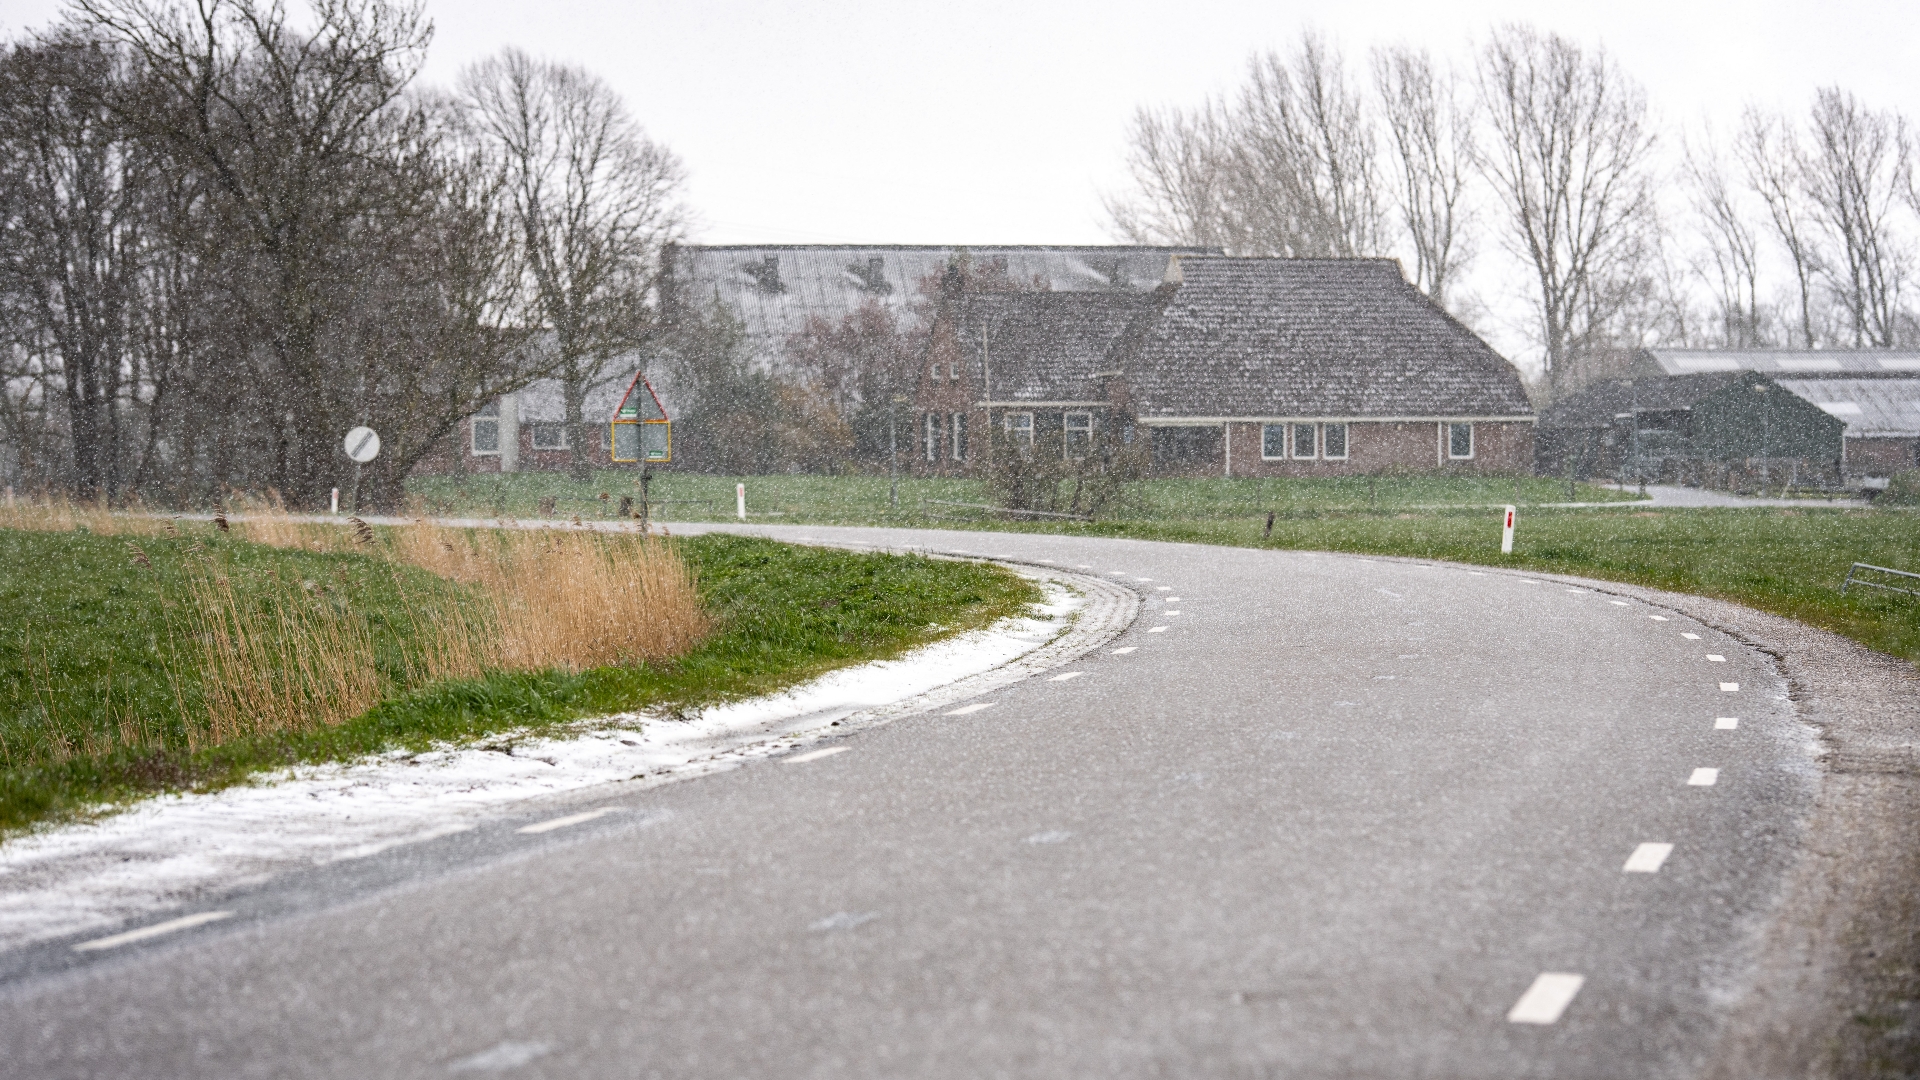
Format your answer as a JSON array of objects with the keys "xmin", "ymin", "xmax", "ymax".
[
  {"xmin": 0, "ymin": 527, "xmax": 1036, "ymax": 834},
  {"xmin": 410, "ymin": 472, "xmax": 1920, "ymax": 667}
]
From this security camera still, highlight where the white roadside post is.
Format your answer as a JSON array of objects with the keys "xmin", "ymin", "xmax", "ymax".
[
  {"xmin": 736, "ymin": 483, "xmax": 746, "ymax": 520},
  {"xmin": 1501, "ymin": 504, "xmax": 1516, "ymax": 554},
  {"xmin": 330, "ymin": 488, "xmax": 340, "ymax": 514}
]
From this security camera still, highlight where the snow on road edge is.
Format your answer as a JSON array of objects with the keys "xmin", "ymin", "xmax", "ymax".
[{"xmin": 0, "ymin": 566, "xmax": 1134, "ymax": 953}]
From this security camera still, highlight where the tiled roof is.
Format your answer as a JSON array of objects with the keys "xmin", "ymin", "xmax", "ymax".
[
  {"xmin": 1124, "ymin": 258, "xmax": 1533, "ymax": 419},
  {"xmin": 1775, "ymin": 377, "xmax": 1920, "ymax": 437},
  {"xmin": 1640, "ymin": 348, "xmax": 1920, "ymax": 376},
  {"xmin": 1538, "ymin": 374, "xmax": 1748, "ymax": 428},
  {"xmin": 956, "ymin": 292, "xmax": 1159, "ymax": 403}
]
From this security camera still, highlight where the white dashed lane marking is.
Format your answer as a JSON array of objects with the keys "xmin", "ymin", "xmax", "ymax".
[
  {"xmin": 1682, "ymin": 633, "xmax": 1701, "ymax": 640},
  {"xmin": 518, "ymin": 807, "xmax": 620, "ymax": 835},
  {"xmin": 1112, "ymin": 647, "xmax": 1137, "ymax": 655},
  {"xmin": 1715, "ymin": 717, "xmax": 1739, "ymax": 730},
  {"xmin": 1688, "ymin": 768, "xmax": 1720, "ymax": 786},
  {"xmin": 1609, "ymin": 600, "xmax": 1630, "ymax": 606},
  {"xmin": 1707, "ymin": 654, "xmax": 1726, "ymax": 662},
  {"xmin": 1148, "ymin": 626, "xmax": 1169, "ymax": 633},
  {"xmin": 1049, "ymin": 672, "xmax": 1085, "ymax": 682},
  {"xmin": 947, "ymin": 703, "xmax": 995, "ymax": 715},
  {"xmin": 1649, "ymin": 615, "xmax": 1669, "ymax": 621},
  {"xmin": 783, "ymin": 746, "xmax": 850, "ymax": 765},
  {"xmin": 73, "ymin": 911, "xmax": 234, "ymax": 952},
  {"xmin": 1508, "ymin": 973, "xmax": 1585, "ymax": 1024},
  {"xmin": 1623, "ymin": 843, "xmax": 1674, "ymax": 873},
  {"xmin": 1154, "ymin": 586, "xmax": 1171, "ymax": 591},
  {"xmin": 1720, "ymin": 682, "xmax": 1739, "ymax": 692}
]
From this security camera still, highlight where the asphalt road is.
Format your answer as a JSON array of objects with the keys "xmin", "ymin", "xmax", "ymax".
[{"xmin": 0, "ymin": 527, "xmax": 1819, "ymax": 1079}]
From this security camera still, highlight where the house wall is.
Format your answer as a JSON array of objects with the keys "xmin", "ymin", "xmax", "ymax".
[
  {"xmin": 1847, "ymin": 436, "xmax": 1919, "ymax": 476},
  {"xmin": 1147, "ymin": 420, "xmax": 1534, "ymax": 478}
]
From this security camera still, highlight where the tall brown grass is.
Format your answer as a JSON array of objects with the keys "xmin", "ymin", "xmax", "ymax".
[
  {"xmin": 232, "ymin": 491, "xmax": 354, "ymax": 553},
  {"xmin": 184, "ymin": 561, "xmax": 384, "ymax": 742},
  {"xmin": 391, "ymin": 520, "xmax": 710, "ymax": 674},
  {"xmin": 0, "ymin": 495, "xmax": 170, "ymax": 536}
]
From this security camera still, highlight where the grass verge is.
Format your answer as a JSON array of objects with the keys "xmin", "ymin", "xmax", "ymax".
[{"xmin": 1, "ymin": 528, "xmax": 1036, "ymax": 836}]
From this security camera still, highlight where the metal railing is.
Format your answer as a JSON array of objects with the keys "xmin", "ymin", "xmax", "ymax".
[{"xmin": 1841, "ymin": 562, "xmax": 1920, "ymax": 599}]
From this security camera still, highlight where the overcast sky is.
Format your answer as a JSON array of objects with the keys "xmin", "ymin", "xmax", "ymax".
[{"xmin": 4, "ymin": 0, "xmax": 1917, "ymax": 364}]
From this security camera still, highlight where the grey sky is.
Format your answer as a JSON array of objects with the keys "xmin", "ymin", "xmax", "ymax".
[{"xmin": 4, "ymin": 0, "xmax": 1916, "ymax": 366}]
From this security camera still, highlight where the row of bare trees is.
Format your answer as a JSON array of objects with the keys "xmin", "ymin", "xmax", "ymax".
[
  {"xmin": 0, "ymin": 0, "xmax": 683, "ymax": 505},
  {"xmin": 1107, "ymin": 25, "xmax": 1920, "ymax": 393}
]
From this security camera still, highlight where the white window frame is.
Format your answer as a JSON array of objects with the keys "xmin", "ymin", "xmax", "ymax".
[
  {"xmin": 1291, "ymin": 423, "xmax": 1317, "ymax": 460},
  {"xmin": 924, "ymin": 412, "xmax": 939, "ymax": 462},
  {"xmin": 1447, "ymin": 422, "xmax": 1475, "ymax": 460},
  {"xmin": 1322, "ymin": 422, "xmax": 1349, "ymax": 461},
  {"xmin": 471, "ymin": 401, "xmax": 501, "ymax": 455},
  {"xmin": 951, "ymin": 412, "xmax": 967, "ymax": 461},
  {"xmin": 529, "ymin": 422, "xmax": 570, "ymax": 451},
  {"xmin": 1063, "ymin": 411, "xmax": 1094, "ymax": 457},
  {"xmin": 1260, "ymin": 424, "xmax": 1287, "ymax": 460},
  {"xmin": 1004, "ymin": 411, "xmax": 1034, "ymax": 447}
]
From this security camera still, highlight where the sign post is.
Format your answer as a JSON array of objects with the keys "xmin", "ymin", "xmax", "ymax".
[
  {"xmin": 343, "ymin": 426, "xmax": 380, "ymax": 513},
  {"xmin": 609, "ymin": 373, "xmax": 670, "ymax": 529},
  {"xmin": 1501, "ymin": 504, "xmax": 1516, "ymax": 554}
]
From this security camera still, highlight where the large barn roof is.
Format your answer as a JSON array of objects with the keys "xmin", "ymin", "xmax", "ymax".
[
  {"xmin": 1638, "ymin": 348, "xmax": 1920, "ymax": 377},
  {"xmin": 1123, "ymin": 258, "xmax": 1534, "ymax": 419},
  {"xmin": 1775, "ymin": 377, "xmax": 1920, "ymax": 438},
  {"xmin": 663, "ymin": 244, "xmax": 1214, "ymax": 370}
]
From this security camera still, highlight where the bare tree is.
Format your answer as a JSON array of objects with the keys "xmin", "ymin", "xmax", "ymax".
[
  {"xmin": 1476, "ymin": 25, "xmax": 1657, "ymax": 387},
  {"xmin": 1735, "ymin": 109, "xmax": 1823, "ymax": 347},
  {"xmin": 1109, "ymin": 33, "xmax": 1386, "ymax": 259},
  {"xmin": 1373, "ymin": 44, "xmax": 1474, "ymax": 303},
  {"xmin": 460, "ymin": 48, "xmax": 684, "ymax": 479},
  {"xmin": 1802, "ymin": 88, "xmax": 1911, "ymax": 347},
  {"xmin": 72, "ymin": 0, "xmax": 435, "ymax": 506},
  {"xmin": 0, "ymin": 36, "xmax": 149, "ymax": 499},
  {"xmin": 1683, "ymin": 132, "xmax": 1766, "ymax": 346}
]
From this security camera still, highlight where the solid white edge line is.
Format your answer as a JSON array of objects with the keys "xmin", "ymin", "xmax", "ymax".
[
  {"xmin": 517, "ymin": 807, "xmax": 620, "ymax": 835},
  {"xmin": 1049, "ymin": 671, "xmax": 1085, "ymax": 682},
  {"xmin": 783, "ymin": 745, "xmax": 850, "ymax": 764},
  {"xmin": 1689, "ymin": 768, "xmax": 1720, "ymax": 786},
  {"xmin": 74, "ymin": 910, "xmax": 234, "ymax": 952},
  {"xmin": 1715, "ymin": 717, "xmax": 1739, "ymax": 729},
  {"xmin": 1508, "ymin": 972, "xmax": 1585, "ymax": 1024},
  {"xmin": 1623, "ymin": 842, "xmax": 1674, "ymax": 873},
  {"xmin": 946, "ymin": 702, "xmax": 995, "ymax": 715}
]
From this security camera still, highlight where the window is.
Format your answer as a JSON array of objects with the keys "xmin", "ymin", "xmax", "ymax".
[
  {"xmin": 1322, "ymin": 422, "xmax": 1348, "ymax": 460},
  {"xmin": 471, "ymin": 401, "xmax": 500, "ymax": 455},
  {"xmin": 1261, "ymin": 424, "xmax": 1287, "ymax": 459},
  {"xmin": 1291, "ymin": 423, "xmax": 1317, "ymax": 459},
  {"xmin": 530, "ymin": 422, "xmax": 569, "ymax": 451},
  {"xmin": 1004, "ymin": 411, "xmax": 1034, "ymax": 447},
  {"xmin": 951, "ymin": 412, "xmax": 967, "ymax": 461},
  {"xmin": 1063, "ymin": 411, "xmax": 1093, "ymax": 457},
  {"xmin": 924, "ymin": 413, "xmax": 939, "ymax": 462},
  {"xmin": 1448, "ymin": 422, "xmax": 1474, "ymax": 459}
]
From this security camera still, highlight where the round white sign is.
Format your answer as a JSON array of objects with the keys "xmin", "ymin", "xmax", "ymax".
[{"xmin": 343, "ymin": 426, "xmax": 381, "ymax": 464}]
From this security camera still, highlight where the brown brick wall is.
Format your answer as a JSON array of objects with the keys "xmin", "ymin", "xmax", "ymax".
[
  {"xmin": 1847, "ymin": 437, "xmax": 1919, "ymax": 474},
  {"xmin": 1180, "ymin": 420, "xmax": 1536, "ymax": 477}
]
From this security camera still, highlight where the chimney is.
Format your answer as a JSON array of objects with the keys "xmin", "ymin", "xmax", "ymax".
[{"xmin": 1163, "ymin": 254, "xmax": 1185, "ymax": 284}]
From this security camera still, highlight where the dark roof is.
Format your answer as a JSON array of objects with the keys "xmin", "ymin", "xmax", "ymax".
[
  {"xmin": 1539, "ymin": 374, "xmax": 1749, "ymax": 428},
  {"xmin": 957, "ymin": 292, "xmax": 1159, "ymax": 402},
  {"xmin": 1124, "ymin": 258, "xmax": 1533, "ymax": 418}
]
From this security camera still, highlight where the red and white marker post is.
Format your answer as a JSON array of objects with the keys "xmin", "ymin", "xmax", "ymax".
[
  {"xmin": 1501, "ymin": 504, "xmax": 1516, "ymax": 554},
  {"xmin": 736, "ymin": 483, "xmax": 747, "ymax": 521}
]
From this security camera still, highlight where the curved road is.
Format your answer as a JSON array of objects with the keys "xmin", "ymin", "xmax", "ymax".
[{"xmin": 0, "ymin": 527, "xmax": 1818, "ymax": 1078}]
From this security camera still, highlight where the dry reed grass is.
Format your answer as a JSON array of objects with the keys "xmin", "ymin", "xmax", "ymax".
[
  {"xmin": 0, "ymin": 494, "xmax": 171, "ymax": 536},
  {"xmin": 391, "ymin": 519, "xmax": 710, "ymax": 673},
  {"xmin": 183, "ymin": 559, "xmax": 384, "ymax": 742},
  {"xmin": 232, "ymin": 492, "xmax": 355, "ymax": 553}
]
